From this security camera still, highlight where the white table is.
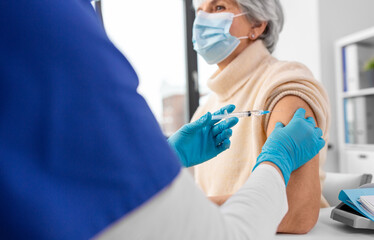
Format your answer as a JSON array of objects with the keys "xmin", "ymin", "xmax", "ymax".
[{"xmin": 275, "ymin": 207, "xmax": 374, "ymax": 239}]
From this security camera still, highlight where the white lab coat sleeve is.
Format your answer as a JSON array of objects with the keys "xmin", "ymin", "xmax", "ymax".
[{"xmin": 94, "ymin": 164, "xmax": 288, "ymax": 240}]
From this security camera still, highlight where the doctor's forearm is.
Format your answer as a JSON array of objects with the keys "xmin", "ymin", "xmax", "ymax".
[
  {"xmin": 95, "ymin": 165, "xmax": 288, "ymax": 240},
  {"xmin": 209, "ymin": 162, "xmax": 284, "ymax": 206}
]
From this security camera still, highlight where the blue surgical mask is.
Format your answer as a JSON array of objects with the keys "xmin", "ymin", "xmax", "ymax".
[{"xmin": 192, "ymin": 11, "xmax": 249, "ymax": 65}]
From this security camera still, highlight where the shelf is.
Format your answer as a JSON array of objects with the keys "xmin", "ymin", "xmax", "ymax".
[
  {"xmin": 344, "ymin": 144, "xmax": 374, "ymax": 152},
  {"xmin": 336, "ymin": 27, "xmax": 374, "ymax": 174},
  {"xmin": 336, "ymin": 26, "xmax": 374, "ymax": 47},
  {"xmin": 342, "ymin": 88, "xmax": 374, "ymax": 98}
]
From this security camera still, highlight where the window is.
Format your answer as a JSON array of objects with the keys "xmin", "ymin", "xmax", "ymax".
[{"xmin": 100, "ymin": 0, "xmax": 189, "ymax": 136}]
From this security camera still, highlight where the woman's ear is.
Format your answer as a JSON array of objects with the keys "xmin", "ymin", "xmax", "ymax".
[{"xmin": 250, "ymin": 22, "xmax": 268, "ymax": 40}]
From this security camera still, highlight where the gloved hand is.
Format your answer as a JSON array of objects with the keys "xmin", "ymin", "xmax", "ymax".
[
  {"xmin": 253, "ymin": 108, "xmax": 325, "ymax": 185},
  {"xmin": 168, "ymin": 105, "xmax": 239, "ymax": 167}
]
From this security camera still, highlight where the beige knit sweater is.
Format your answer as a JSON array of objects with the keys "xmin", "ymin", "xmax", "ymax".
[{"xmin": 192, "ymin": 40, "xmax": 331, "ymax": 207}]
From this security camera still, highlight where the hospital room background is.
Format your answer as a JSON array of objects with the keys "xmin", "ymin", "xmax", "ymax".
[{"xmin": 95, "ymin": 0, "xmax": 374, "ymax": 188}]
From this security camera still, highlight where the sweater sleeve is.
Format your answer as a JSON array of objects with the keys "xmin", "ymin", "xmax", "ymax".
[{"xmin": 94, "ymin": 165, "xmax": 288, "ymax": 240}]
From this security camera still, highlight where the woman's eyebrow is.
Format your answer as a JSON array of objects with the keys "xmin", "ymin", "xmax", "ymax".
[
  {"xmin": 214, "ymin": 0, "xmax": 236, "ymax": 7},
  {"xmin": 197, "ymin": 0, "xmax": 230, "ymax": 11},
  {"xmin": 197, "ymin": 0, "xmax": 217, "ymax": 11},
  {"xmin": 209, "ymin": 0, "xmax": 220, "ymax": 7}
]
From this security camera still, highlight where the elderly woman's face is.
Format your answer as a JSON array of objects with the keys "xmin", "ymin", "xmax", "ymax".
[{"xmin": 196, "ymin": 0, "xmax": 256, "ymax": 67}]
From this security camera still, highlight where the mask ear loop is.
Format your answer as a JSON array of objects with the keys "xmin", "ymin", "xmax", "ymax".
[
  {"xmin": 233, "ymin": 12, "xmax": 251, "ymax": 40},
  {"xmin": 234, "ymin": 12, "xmax": 249, "ymax": 18},
  {"xmin": 238, "ymin": 36, "xmax": 249, "ymax": 40}
]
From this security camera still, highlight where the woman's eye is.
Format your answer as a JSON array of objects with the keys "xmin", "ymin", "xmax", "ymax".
[{"xmin": 216, "ymin": 5, "xmax": 225, "ymax": 11}]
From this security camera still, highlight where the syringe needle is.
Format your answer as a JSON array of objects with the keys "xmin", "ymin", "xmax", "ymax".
[{"xmin": 211, "ymin": 110, "xmax": 271, "ymax": 120}]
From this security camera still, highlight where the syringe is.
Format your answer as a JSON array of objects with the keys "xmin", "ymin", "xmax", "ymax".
[{"xmin": 211, "ymin": 110, "xmax": 271, "ymax": 121}]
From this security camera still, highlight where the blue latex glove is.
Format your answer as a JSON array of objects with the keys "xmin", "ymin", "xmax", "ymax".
[
  {"xmin": 253, "ymin": 108, "xmax": 325, "ymax": 185},
  {"xmin": 168, "ymin": 105, "xmax": 239, "ymax": 167}
]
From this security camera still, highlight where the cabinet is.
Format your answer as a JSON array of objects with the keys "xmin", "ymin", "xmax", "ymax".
[
  {"xmin": 335, "ymin": 27, "xmax": 374, "ymax": 176},
  {"xmin": 344, "ymin": 150, "xmax": 374, "ymax": 174}
]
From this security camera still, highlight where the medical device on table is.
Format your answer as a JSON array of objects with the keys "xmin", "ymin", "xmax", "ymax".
[
  {"xmin": 330, "ymin": 183, "xmax": 374, "ymax": 230},
  {"xmin": 212, "ymin": 110, "xmax": 271, "ymax": 121}
]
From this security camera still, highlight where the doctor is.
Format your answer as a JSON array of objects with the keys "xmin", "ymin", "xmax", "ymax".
[{"xmin": 0, "ymin": 1, "xmax": 325, "ymax": 240}]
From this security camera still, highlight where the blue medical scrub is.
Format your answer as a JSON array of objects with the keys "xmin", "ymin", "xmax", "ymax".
[{"xmin": 0, "ymin": 0, "xmax": 181, "ymax": 239}]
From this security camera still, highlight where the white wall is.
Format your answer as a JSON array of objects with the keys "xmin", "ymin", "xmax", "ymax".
[
  {"xmin": 273, "ymin": 0, "xmax": 374, "ymax": 172},
  {"xmin": 274, "ymin": 0, "xmax": 321, "ymax": 80},
  {"xmin": 318, "ymin": 0, "xmax": 374, "ymax": 172}
]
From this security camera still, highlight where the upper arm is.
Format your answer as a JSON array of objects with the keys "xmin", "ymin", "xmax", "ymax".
[
  {"xmin": 266, "ymin": 95, "xmax": 318, "ymax": 136},
  {"xmin": 266, "ymin": 95, "xmax": 321, "ymax": 234}
]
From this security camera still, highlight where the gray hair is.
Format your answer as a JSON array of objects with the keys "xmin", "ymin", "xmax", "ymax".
[{"xmin": 193, "ymin": 0, "xmax": 284, "ymax": 53}]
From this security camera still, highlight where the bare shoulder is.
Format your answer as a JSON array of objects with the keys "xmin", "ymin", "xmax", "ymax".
[{"xmin": 266, "ymin": 95, "xmax": 317, "ymax": 136}]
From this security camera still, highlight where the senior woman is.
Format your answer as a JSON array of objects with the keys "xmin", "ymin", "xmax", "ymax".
[{"xmin": 191, "ymin": 0, "xmax": 330, "ymax": 234}]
